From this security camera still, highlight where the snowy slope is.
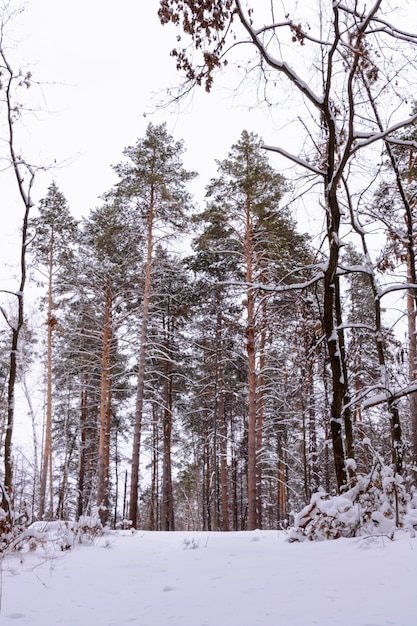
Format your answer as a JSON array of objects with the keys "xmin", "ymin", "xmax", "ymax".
[{"xmin": 1, "ymin": 529, "xmax": 416, "ymax": 626}]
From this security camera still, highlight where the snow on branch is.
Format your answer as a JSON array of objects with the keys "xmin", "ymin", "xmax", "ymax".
[
  {"xmin": 370, "ymin": 13, "xmax": 417, "ymax": 44},
  {"xmin": 252, "ymin": 271, "xmax": 325, "ymax": 293},
  {"xmin": 379, "ymin": 282, "xmax": 417, "ymax": 298},
  {"xmin": 385, "ymin": 138, "xmax": 417, "ymax": 150},
  {"xmin": 352, "ymin": 114, "xmax": 417, "ymax": 153},
  {"xmin": 210, "ymin": 271, "xmax": 325, "ymax": 294},
  {"xmin": 261, "ymin": 143, "xmax": 325, "ymax": 176},
  {"xmin": 337, "ymin": 322, "xmax": 375, "ymax": 333},
  {"xmin": 363, "ymin": 383, "xmax": 417, "ymax": 410},
  {"xmin": 337, "ymin": 264, "xmax": 373, "ymax": 277}
]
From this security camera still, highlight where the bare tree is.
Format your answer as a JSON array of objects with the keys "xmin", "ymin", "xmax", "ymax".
[
  {"xmin": 159, "ymin": 0, "xmax": 417, "ymax": 487},
  {"xmin": 0, "ymin": 4, "xmax": 38, "ymax": 513}
]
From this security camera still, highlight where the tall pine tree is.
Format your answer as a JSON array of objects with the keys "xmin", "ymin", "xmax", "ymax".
[
  {"xmin": 30, "ymin": 182, "xmax": 78, "ymax": 519},
  {"xmin": 109, "ymin": 123, "xmax": 196, "ymax": 528}
]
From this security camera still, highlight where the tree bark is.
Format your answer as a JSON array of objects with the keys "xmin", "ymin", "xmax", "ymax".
[
  {"xmin": 406, "ymin": 155, "xmax": 417, "ymax": 477},
  {"xmin": 216, "ymin": 307, "xmax": 230, "ymax": 530},
  {"xmin": 39, "ymin": 228, "xmax": 54, "ymax": 519},
  {"xmin": 162, "ymin": 311, "xmax": 175, "ymax": 531},
  {"xmin": 245, "ymin": 200, "xmax": 258, "ymax": 529},
  {"xmin": 407, "ymin": 269, "xmax": 417, "ymax": 474},
  {"xmin": 277, "ymin": 457, "xmax": 287, "ymax": 523},
  {"xmin": 1, "ymin": 45, "xmax": 34, "ymax": 513},
  {"xmin": 150, "ymin": 405, "xmax": 159, "ymax": 530},
  {"xmin": 77, "ymin": 378, "xmax": 88, "ymax": 519},
  {"xmin": 129, "ymin": 184, "xmax": 155, "ymax": 528},
  {"xmin": 97, "ymin": 279, "xmax": 113, "ymax": 525},
  {"xmin": 255, "ymin": 300, "xmax": 266, "ymax": 529}
]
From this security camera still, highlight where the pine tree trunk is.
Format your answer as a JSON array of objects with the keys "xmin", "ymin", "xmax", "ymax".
[
  {"xmin": 162, "ymin": 386, "xmax": 174, "ymax": 530},
  {"xmin": 211, "ymin": 403, "xmax": 219, "ymax": 532},
  {"xmin": 217, "ymin": 344, "xmax": 230, "ymax": 530},
  {"xmin": 214, "ymin": 306, "xmax": 230, "ymax": 530},
  {"xmin": 301, "ymin": 402, "xmax": 309, "ymax": 503},
  {"xmin": 150, "ymin": 405, "xmax": 159, "ymax": 530},
  {"xmin": 77, "ymin": 380, "xmax": 88, "ymax": 519},
  {"xmin": 203, "ymin": 427, "xmax": 211, "ymax": 530},
  {"xmin": 255, "ymin": 303, "xmax": 266, "ymax": 529},
  {"xmin": 55, "ymin": 416, "xmax": 75, "ymax": 519},
  {"xmin": 97, "ymin": 279, "xmax": 113, "ymax": 525},
  {"xmin": 193, "ymin": 438, "xmax": 202, "ymax": 530},
  {"xmin": 246, "ymin": 295, "xmax": 257, "ymax": 529},
  {"xmin": 129, "ymin": 186, "xmax": 154, "ymax": 528},
  {"xmin": 277, "ymin": 456, "xmax": 287, "ymax": 522},
  {"xmin": 162, "ymin": 314, "xmax": 175, "ymax": 531},
  {"xmin": 39, "ymin": 232, "xmax": 54, "ymax": 519},
  {"xmin": 211, "ymin": 308, "xmax": 223, "ymax": 533},
  {"xmin": 334, "ymin": 277, "xmax": 355, "ymax": 467},
  {"xmin": 245, "ymin": 195, "xmax": 258, "ymax": 530},
  {"xmin": 308, "ymin": 360, "xmax": 319, "ymax": 493},
  {"xmin": 230, "ymin": 410, "xmax": 238, "ymax": 531}
]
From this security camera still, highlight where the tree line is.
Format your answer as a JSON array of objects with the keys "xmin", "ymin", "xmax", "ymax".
[
  {"xmin": 1, "ymin": 0, "xmax": 417, "ymax": 535},
  {"xmin": 1, "ymin": 122, "xmax": 416, "ymax": 532}
]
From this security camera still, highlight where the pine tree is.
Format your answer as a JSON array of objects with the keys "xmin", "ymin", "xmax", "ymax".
[
  {"xmin": 190, "ymin": 130, "xmax": 310, "ymax": 529},
  {"xmin": 144, "ymin": 247, "xmax": 191, "ymax": 530},
  {"xmin": 109, "ymin": 123, "xmax": 196, "ymax": 528},
  {"xmin": 29, "ymin": 182, "xmax": 78, "ymax": 519},
  {"xmin": 52, "ymin": 299, "xmax": 103, "ymax": 520},
  {"xmin": 79, "ymin": 201, "xmax": 139, "ymax": 525},
  {"xmin": 183, "ymin": 261, "xmax": 245, "ymax": 530}
]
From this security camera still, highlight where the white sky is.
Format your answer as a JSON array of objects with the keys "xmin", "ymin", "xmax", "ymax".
[
  {"xmin": 2, "ymin": 0, "xmax": 302, "ymax": 449},
  {"xmin": 1, "ymin": 0, "xmax": 413, "ymax": 340},
  {"xmin": 5, "ymin": 0, "xmax": 293, "ymax": 221},
  {"xmin": 2, "ymin": 0, "xmax": 416, "ymax": 250},
  {"xmin": 0, "ymin": 0, "xmax": 284, "ymax": 299}
]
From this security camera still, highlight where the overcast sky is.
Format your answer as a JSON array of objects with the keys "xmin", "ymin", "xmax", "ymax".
[
  {"xmin": 1, "ymin": 0, "xmax": 301, "ymax": 447},
  {"xmin": 3, "ymin": 0, "xmax": 415, "ymax": 443},
  {"xmin": 4, "ymin": 0, "xmax": 290, "ymax": 218},
  {"xmin": 4, "ymin": 2, "xmax": 417, "ymax": 235}
]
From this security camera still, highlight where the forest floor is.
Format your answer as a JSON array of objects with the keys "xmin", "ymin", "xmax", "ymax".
[{"xmin": 1, "ymin": 527, "xmax": 416, "ymax": 625}]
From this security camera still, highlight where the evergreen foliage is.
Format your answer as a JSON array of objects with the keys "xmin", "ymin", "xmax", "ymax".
[{"xmin": 2, "ymin": 122, "xmax": 417, "ymax": 538}]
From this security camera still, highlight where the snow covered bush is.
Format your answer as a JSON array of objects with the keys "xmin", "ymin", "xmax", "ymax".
[
  {"xmin": 288, "ymin": 462, "xmax": 413, "ymax": 541},
  {"xmin": 0, "ymin": 507, "xmax": 13, "ymax": 552},
  {"xmin": 0, "ymin": 506, "xmax": 105, "ymax": 556},
  {"xmin": 77, "ymin": 508, "xmax": 104, "ymax": 544},
  {"xmin": 12, "ymin": 520, "xmax": 77, "ymax": 553},
  {"xmin": 0, "ymin": 498, "xmax": 33, "ymax": 553},
  {"xmin": 182, "ymin": 537, "xmax": 199, "ymax": 550}
]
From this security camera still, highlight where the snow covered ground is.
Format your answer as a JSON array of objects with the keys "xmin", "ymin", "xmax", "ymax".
[{"xmin": 1, "ymin": 528, "xmax": 416, "ymax": 626}]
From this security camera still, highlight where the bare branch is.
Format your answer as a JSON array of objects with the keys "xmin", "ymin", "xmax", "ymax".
[
  {"xmin": 262, "ymin": 143, "xmax": 325, "ymax": 176},
  {"xmin": 235, "ymin": 0, "xmax": 323, "ymax": 109}
]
